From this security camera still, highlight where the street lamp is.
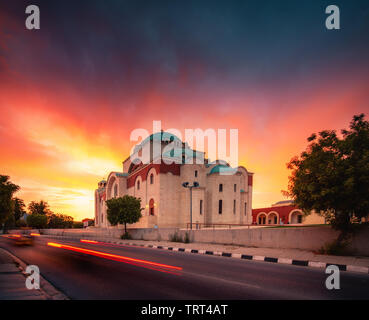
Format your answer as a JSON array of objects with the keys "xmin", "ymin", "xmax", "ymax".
[{"xmin": 182, "ymin": 181, "xmax": 200, "ymax": 229}]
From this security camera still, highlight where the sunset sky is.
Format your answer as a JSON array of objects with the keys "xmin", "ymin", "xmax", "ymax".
[{"xmin": 0, "ymin": 0, "xmax": 368, "ymax": 221}]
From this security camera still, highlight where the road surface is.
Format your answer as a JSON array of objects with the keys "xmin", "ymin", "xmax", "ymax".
[{"xmin": 1, "ymin": 236, "xmax": 368, "ymax": 299}]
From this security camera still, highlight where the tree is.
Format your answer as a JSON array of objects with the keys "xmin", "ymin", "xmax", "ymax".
[
  {"xmin": 0, "ymin": 175, "xmax": 20, "ymax": 232},
  {"xmin": 28, "ymin": 200, "xmax": 51, "ymax": 215},
  {"xmin": 27, "ymin": 214, "xmax": 48, "ymax": 229},
  {"xmin": 47, "ymin": 213, "xmax": 74, "ymax": 229},
  {"xmin": 106, "ymin": 195, "xmax": 142, "ymax": 234},
  {"xmin": 13, "ymin": 198, "xmax": 26, "ymax": 222},
  {"xmin": 285, "ymin": 114, "xmax": 369, "ymax": 243},
  {"xmin": 73, "ymin": 221, "xmax": 83, "ymax": 228}
]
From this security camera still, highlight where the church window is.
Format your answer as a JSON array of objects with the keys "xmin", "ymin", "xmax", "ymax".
[
  {"xmin": 219, "ymin": 200, "xmax": 223, "ymax": 214},
  {"xmin": 149, "ymin": 198, "xmax": 155, "ymax": 215}
]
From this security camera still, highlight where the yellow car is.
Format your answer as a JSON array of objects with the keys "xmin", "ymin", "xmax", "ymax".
[{"xmin": 4, "ymin": 233, "xmax": 34, "ymax": 246}]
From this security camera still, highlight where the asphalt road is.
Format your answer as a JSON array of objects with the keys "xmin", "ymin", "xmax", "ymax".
[{"xmin": 1, "ymin": 236, "xmax": 369, "ymax": 300}]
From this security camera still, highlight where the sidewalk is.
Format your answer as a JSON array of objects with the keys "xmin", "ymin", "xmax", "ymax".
[
  {"xmin": 121, "ymin": 239, "xmax": 369, "ymax": 269},
  {"xmin": 0, "ymin": 247, "xmax": 68, "ymax": 300},
  {"xmin": 45, "ymin": 234, "xmax": 369, "ymax": 274},
  {"xmin": 0, "ymin": 248, "xmax": 47, "ymax": 300}
]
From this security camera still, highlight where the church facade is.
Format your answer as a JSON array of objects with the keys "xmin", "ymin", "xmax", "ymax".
[{"xmin": 95, "ymin": 132, "xmax": 253, "ymax": 229}]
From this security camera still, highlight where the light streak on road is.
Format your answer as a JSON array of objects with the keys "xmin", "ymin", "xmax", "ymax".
[
  {"xmin": 47, "ymin": 242, "xmax": 182, "ymax": 275},
  {"xmin": 80, "ymin": 239, "xmax": 99, "ymax": 244}
]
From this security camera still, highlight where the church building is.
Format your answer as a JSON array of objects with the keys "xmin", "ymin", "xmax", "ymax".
[{"xmin": 95, "ymin": 131, "xmax": 253, "ymax": 229}]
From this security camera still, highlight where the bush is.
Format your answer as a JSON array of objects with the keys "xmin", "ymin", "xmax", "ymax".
[
  {"xmin": 15, "ymin": 219, "xmax": 27, "ymax": 228},
  {"xmin": 184, "ymin": 232, "xmax": 191, "ymax": 243},
  {"xmin": 121, "ymin": 232, "xmax": 132, "ymax": 240},
  {"xmin": 72, "ymin": 221, "xmax": 83, "ymax": 229},
  {"xmin": 26, "ymin": 214, "xmax": 47, "ymax": 229},
  {"xmin": 169, "ymin": 232, "xmax": 191, "ymax": 243},
  {"xmin": 318, "ymin": 239, "xmax": 349, "ymax": 255},
  {"xmin": 48, "ymin": 213, "xmax": 74, "ymax": 229},
  {"xmin": 169, "ymin": 232, "xmax": 182, "ymax": 242}
]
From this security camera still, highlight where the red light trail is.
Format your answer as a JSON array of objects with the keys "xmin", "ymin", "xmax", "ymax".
[
  {"xmin": 80, "ymin": 239, "xmax": 99, "ymax": 244},
  {"xmin": 47, "ymin": 242, "xmax": 182, "ymax": 274}
]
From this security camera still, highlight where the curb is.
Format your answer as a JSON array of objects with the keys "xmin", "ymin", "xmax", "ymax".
[
  {"xmin": 124, "ymin": 242, "xmax": 369, "ymax": 274},
  {"xmin": 42, "ymin": 235, "xmax": 369, "ymax": 275},
  {"xmin": 0, "ymin": 247, "xmax": 69, "ymax": 300}
]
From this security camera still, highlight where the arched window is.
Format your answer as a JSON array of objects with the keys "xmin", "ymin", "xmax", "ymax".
[
  {"xmin": 149, "ymin": 198, "xmax": 155, "ymax": 215},
  {"xmin": 150, "ymin": 173, "xmax": 154, "ymax": 184},
  {"xmin": 137, "ymin": 180, "xmax": 140, "ymax": 190},
  {"xmin": 114, "ymin": 184, "xmax": 118, "ymax": 198}
]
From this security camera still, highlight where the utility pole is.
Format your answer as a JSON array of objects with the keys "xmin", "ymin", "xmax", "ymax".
[{"xmin": 182, "ymin": 181, "xmax": 199, "ymax": 229}]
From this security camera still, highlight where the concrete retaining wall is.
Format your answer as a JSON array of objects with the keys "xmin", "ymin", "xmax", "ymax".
[{"xmin": 40, "ymin": 226, "xmax": 369, "ymax": 256}]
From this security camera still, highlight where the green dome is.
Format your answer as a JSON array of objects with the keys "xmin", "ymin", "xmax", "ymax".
[
  {"xmin": 209, "ymin": 164, "xmax": 237, "ymax": 175},
  {"xmin": 162, "ymin": 148, "xmax": 197, "ymax": 158},
  {"xmin": 141, "ymin": 132, "xmax": 181, "ymax": 145}
]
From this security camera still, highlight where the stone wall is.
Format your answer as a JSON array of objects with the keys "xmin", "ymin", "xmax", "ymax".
[{"xmin": 40, "ymin": 225, "xmax": 369, "ymax": 256}]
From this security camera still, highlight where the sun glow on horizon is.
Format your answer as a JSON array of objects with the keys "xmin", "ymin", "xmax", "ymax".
[{"xmin": 1, "ymin": 1, "xmax": 368, "ymax": 221}]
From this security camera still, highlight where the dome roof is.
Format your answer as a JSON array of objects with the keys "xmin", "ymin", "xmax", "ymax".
[
  {"xmin": 141, "ymin": 132, "xmax": 182, "ymax": 146},
  {"xmin": 208, "ymin": 164, "xmax": 237, "ymax": 175},
  {"xmin": 162, "ymin": 147, "xmax": 197, "ymax": 158}
]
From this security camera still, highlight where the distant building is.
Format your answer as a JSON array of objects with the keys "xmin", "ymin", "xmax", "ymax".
[
  {"xmin": 95, "ymin": 131, "xmax": 253, "ymax": 229},
  {"xmin": 252, "ymin": 200, "xmax": 326, "ymax": 225}
]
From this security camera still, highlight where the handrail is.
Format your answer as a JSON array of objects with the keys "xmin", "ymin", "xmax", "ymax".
[{"xmin": 186, "ymin": 222, "xmax": 285, "ymax": 230}]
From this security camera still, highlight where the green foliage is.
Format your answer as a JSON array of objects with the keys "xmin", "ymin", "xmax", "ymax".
[
  {"xmin": 28, "ymin": 200, "xmax": 51, "ymax": 215},
  {"xmin": 27, "ymin": 214, "xmax": 48, "ymax": 229},
  {"xmin": 184, "ymin": 232, "xmax": 191, "ymax": 243},
  {"xmin": 318, "ymin": 239, "xmax": 350, "ymax": 256},
  {"xmin": 0, "ymin": 175, "xmax": 19, "ymax": 227},
  {"xmin": 3, "ymin": 213, "xmax": 15, "ymax": 231},
  {"xmin": 121, "ymin": 232, "xmax": 132, "ymax": 240},
  {"xmin": 13, "ymin": 198, "xmax": 26, "ymax": 222},
  {"xmin": 1, "ymin": 175, "xmax": 76, "ymax": 231},
  {"xmin": 169, "ymin": 231, "xmax": 182, "ymax": 242},
  {"xmin": 15, "ymin": 219, "xmax": 27, "ymax": 228},
  {"xmin": 47, "ymin": 213, "xmax": 74, "ymax": 229},
  {"xmin": 73, "ymin": 221, "xmax": 83, "ymax": 228},
  {"xmin": 106, "ymin": 195, "xmax": 142, "ymax": 233},
  {"xmin": 286, "ymin": 114, "xmax": 369, "ymax": 238},
  {"xmin": 169, "ymin": 231, "xmax": 191, "ymax": 243}
]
